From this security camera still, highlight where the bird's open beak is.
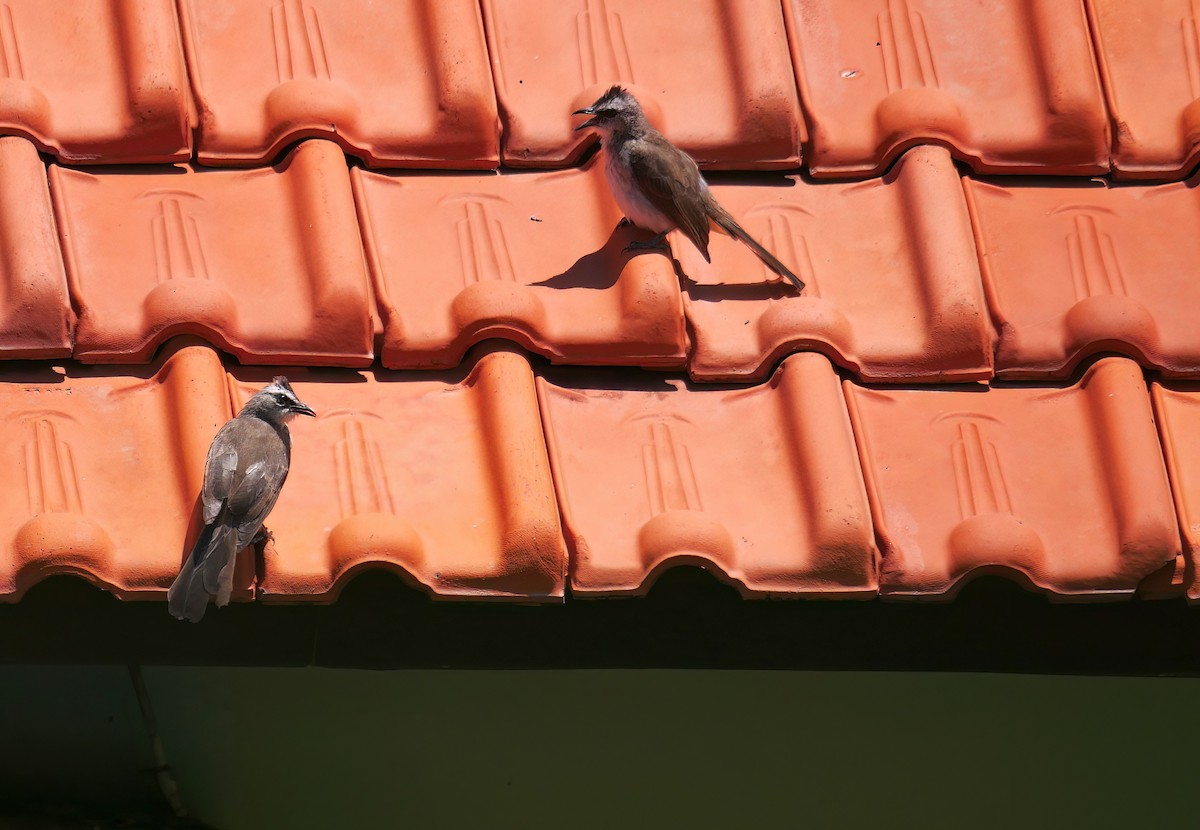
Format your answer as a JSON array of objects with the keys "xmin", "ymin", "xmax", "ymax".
[
  {"xmin": 291, "ymin": 402, "xmax": 317, "ymax": 417},
  {"xmin": 573, "ymin": 107, "xmax": 598, "ymax": 132}
]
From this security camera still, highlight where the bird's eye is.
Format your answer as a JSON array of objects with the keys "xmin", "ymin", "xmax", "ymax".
[{"xmin": 274, "ymin": 394, "xmax": 289, "ymax": 405}]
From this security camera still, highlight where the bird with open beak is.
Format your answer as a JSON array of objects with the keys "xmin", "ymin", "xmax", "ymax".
[
  {"xmin": 167, "ymin": 376, "xmax": 316, "ymax": 622},
  {"xmin": 574, "ymin": 85, "xmax": 805, "ymax": 292}
]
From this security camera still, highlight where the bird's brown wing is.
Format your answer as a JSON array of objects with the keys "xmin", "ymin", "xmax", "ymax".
[
  {"xmin": 627, "ymin": 136, "xmax": 712, "ymax": 260},
  {"xmin": 200, "ymin": 424, "xmax": 240, "ymax": 525},
  {"xmin": 227, "ymin": 458, "xmax": 290, "ymax": 550}
]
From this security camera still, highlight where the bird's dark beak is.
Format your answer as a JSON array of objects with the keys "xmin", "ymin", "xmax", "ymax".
[
  {"xmin": 291, "ymin": 402, "xmax": 316, "ymax": 417},
  {"xmin": 573, "ymin": 107, "xmax": 598, "ymax": 132}
]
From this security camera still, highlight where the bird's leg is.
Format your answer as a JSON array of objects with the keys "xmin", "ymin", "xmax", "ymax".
[
  {"xmin": 252, "ymin": 527, "xmax": 273, "ymax": 596},
  {"xmin": 623, "ymin": 232, "xmax": 671, "ymax": 253}
]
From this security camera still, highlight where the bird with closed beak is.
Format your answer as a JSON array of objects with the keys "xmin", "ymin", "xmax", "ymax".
[
  {"xmin": 167, "ymin": 376, "xmax": 315, "ymax": 622},
  {"xmin": 574, "ymin": 86, "xmax": 805, "ymax": 293}
]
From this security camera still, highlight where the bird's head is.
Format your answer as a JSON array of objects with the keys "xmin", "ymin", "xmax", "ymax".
[
  {"xmin": 241, "ymin": 376, "xmax": 317, "ymax": 424},
  {"xmin": 573, "ymin": 85, "xmax": 646, "ymax": 137}
]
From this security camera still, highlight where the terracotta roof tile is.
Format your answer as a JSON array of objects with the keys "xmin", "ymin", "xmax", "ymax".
[
  {"xmin": 353, "ymin": 160, "xmax": 689, "ymax": 370},
  {"xmin": 1151, "ymin": 380, "xmax": 1200, "ymax": 600},
  {"xmin": 845, "ymin": 358, "xmax": 1182, "ymax": 599},
  {"xmin": 50, "ymin": 139, "xmax": 373, "ymax": 366},
  {"xmin": 965, "ymin": 171, "xmax": 1200, "ymax": 379},
  {"xmin": 784, "ymin": 0, "xmax": 1111, "ymax": 177},
  {"xmin": 482, "ymin": 0, "xmax": 805, "ymax": 169},
  {"xmin": 178, "ymin": 0, "xmax": 500, "ymax": 168},
  {"xmin": 238, "ymin": 348, "xmax": 567, "ymax": 601},
  {"xmin": 0, "ymin": 345, "xmax": 232, "ymax": 602},
  {"xmin": 1086, "ymin": 0, "xmax": 1200, "ymax": 180},
  {"xmin": 684, "ymin": 145, "xmax": 994, "ymax": 382},
  {"xmin": 538, "ymin": 353, "xmax": 877, "ymax": 597},
  {"xmin": 0, "ymin": 0, "xmax": 193, "ymax": 164},
  {"xmin": 0, "ymin": 137, "xmax": 73, "ymax": 358},
  {"xmin": 4, "ymin": 0, "xmax": 1199, "ymax": 618}
]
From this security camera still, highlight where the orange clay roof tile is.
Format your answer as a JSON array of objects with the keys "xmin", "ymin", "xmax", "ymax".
[
  {"xmin": 0, "ymin": 345, "xmax": 232, "ymax": 602},
  {"xmin": 178, "ymin": 0, "xmax": 500, "ymax": 168},
  {"xmin": 965, "ymin": 171, "xmax": 1200, "ymax": 379},
  {"xmin": 784, "ymin": 0, "xmax": 1111, "ymax": 178},
  {"xmin": 1151, "ymin": 380, "xmax": 1200, "ymax": 601},
  {"xmin": 845, "ymin": 358, "xmax": 1182, "ymax": 599},
  {"xmin": 3, "ymin": 0, "xmax": 1200, "ymax": 615},
  {"xmin": 236, "ymin": 349, "xmax": 567, "ymax": 602},
  {"xmin": 0, "ymin": 0, "xmax": 193, "ymax": 164},
  {"xmin": 682, "ymin": 145, "xmax": 994, "ymax": 383},
  {"xmin": 49, "ymin": 139, "xmax": 374, "ymax": 367},
  {"xmin": 1086, "ymin": 0, "xmax": 1200, "ymax": 180},
  {"xmin": 353, "ymin": 160, "xmax": 689, "ymax": 370},
  {"xmin": 0, "ymin": 137, "xmax": 73, "ymax": 359},
  {"xmin": 537, "ymin": 353, "xmax": 878, "ymax": 597},
  {"xmin": 482, "ymin": 0, "xmax": 806, "ymax": 169}
]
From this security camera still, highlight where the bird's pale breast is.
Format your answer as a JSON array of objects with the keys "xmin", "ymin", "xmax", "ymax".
[{"xmin": 605, "ymin": 144, "xmax": 675, "ymax": 234}]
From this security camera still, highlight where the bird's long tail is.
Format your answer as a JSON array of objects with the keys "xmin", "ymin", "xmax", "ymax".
[
  {"xmin": 708, "ymin": 205, "xmax": 806, "ymax": 292},
  {"xmin": 167, "ymin": 521, "xmax": 233, "ymax": 622}
]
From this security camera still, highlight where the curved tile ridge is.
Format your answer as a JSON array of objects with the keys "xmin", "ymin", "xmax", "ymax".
[
  {"xmin": 1151, "ymin": 380, "xmax": 1200, "ymax": 600},
  {"xmin": 785, "ymin": 0, "xmax": 1110, "ymax": 178},
  {"xmin": 49, "ymin": 139, "xmax": 374, "ymax": 367},
  {"xmin": 239, "ymin": 348, "xmax": 567, "ymax": 602},
  {"xmin": 537, "ymin": 353, "xmax": 878, "ymax": 598},
  {"xmin": 353, "ymin": 161, "xmax": 688, "ymax": 371},
  {"xmin": 965, "ymin": 169, "xmax": 1200, "ymax": 379},
  {"xmin": 1087, "ymin": 0, "xmax": 1200, "ymax": 180},
  {"xmin": 0, "ymin": 137, "xmax": 73, "ymax": 358},
  {"xmin": 845, "ymin": 357, "xmax": 1182, "ymax": 600},
  {"xmin": 482, "ymin": 0, "xmax": 804, "ymax": 169},
  {"xmin": 0, "ymin": 344, "xmax": 233, "ymax": 602},
  {"xmin": 684, "ymin": 145, "xmax": 994, "ymax": 383},
  {"xmin": 178, "ymin": 0, "xmax": 499, "ymax": 168},
  {"xmin": 0, "ymin": 0, "xmax": 192, "ymax": 163}
]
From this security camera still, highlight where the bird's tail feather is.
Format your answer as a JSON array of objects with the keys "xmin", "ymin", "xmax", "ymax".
[
  {"xmin": 166, "ymin": 521, "xmax": 230, "ymax": 622},
  {"xmin": 166, "ymin": 555, "xmax": 209, "ymax": 623},
  {"xmin": 709, "ymin": 207, "xmax": 806, "ymax": 292}
]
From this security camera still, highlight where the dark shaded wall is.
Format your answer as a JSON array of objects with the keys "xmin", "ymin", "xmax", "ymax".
[{"xmin": 0, "ymin": 667, "xmax": 1191, "ymax": 828}]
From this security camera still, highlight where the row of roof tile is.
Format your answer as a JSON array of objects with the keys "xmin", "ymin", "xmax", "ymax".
[
  {"xmin": 3, "ymin": 343, "xmax": 1196, "ymax": 603},
  {"xmin": 6, "ymin": 136, "xmax": 1200, "ymax": 382},
  {"xmin": 2, "ymin": 0, "xmax": 1199, "ymax": 177}
]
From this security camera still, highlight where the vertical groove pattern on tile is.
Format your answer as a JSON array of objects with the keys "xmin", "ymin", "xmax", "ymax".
[
  {"xmin": 846, "ymin": 358, "xmax": 1181, "ymax": 599},
  {"xmin": 353, "ymin": 161, "xmax": 688, "ymax": 370},
  {"xmin": 538, "ymin": 353, "xmax": 878, "ymax": 597},
  {"xmin": 233, "ymin": 349, "xmax": 567, "ymax": 602},
  {"xmin": 683, "ymin": 145, "xmax": 994, "ymax": 382},
  {"xmin": 2, "ymin": 0, "xmax": 1199, "ymax": 609},
  {"xmin": 178, "ymin": 0, "xmax": 499, "ymax": 167},
  {"xmin": 50, "ymin": 139, "xmax": 374, "ymax": 366},
  {"xmin": 482, "ymin": 0, "xmax": 804, "ymax": 169},
  {"xmin": 965, "ymin": 170, "xmax": 1200, "ymax": 378},
  {"xmin": 785, "ymin": 0, "xmax": 1110, "ymax": 177},
  {"xmin": 0, "ymin": 345, "xmax": 232, "ymax": 601}
]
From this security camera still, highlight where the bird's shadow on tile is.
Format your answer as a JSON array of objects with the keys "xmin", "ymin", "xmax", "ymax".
[
  {"xmin": 528, "ymin": 223, "xmax": 660, "ymax": 290},
  {"xmin": 675, "ymin": 262, "xmax": 798, "ymax": 302}
]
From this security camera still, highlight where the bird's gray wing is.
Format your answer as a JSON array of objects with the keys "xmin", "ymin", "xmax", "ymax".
[
  {"xmin": 198, "ymin": 458, "xmax": 288, "ymax": 600},
  {"xmin": 200, "ymin": 428, "xmax": 240, "ymax": 525},
  {"xmin": 627, "ymin": 137, "xmax": 712, "ymax": 259},
  {"xmin": 227, "ymin": 459, "xmax": 290, "ymax": 550}
]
